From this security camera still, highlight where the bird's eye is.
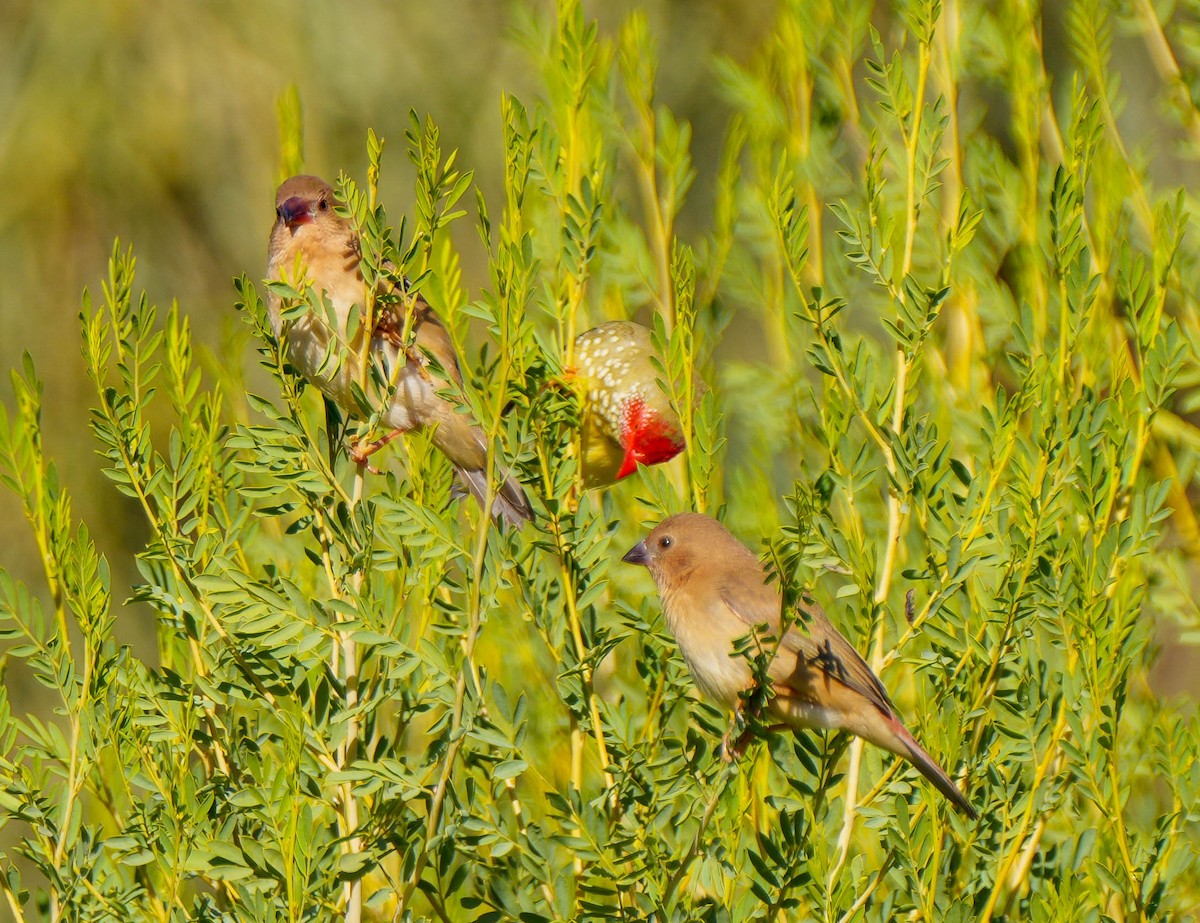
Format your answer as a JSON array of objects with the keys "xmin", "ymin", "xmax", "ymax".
[
  {"xmin": 318, "ymin": 198, "xmax": 329, "ymax": 211},
  {"xmin": 275, "ymin": 206, "xmax": 283, "ymax": 219},
  {"xmin": 658, "ymin": 536, "xmax": 673, "ymax": 549}
]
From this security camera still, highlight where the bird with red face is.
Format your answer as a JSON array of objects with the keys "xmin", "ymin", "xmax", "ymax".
[
  {"xmin": 266, "ymin": 174, "xmax": 533, "ymax": 529},
  {"xmin": 623, "ymin": 512, "xmax": 976, "ymax": 818},
  {"xmin": 571, "ymin": 321, "xmax": 687, "ymax": 488}
]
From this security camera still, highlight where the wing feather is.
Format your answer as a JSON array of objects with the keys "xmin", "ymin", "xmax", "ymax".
[{"xmin": 718, "ymin": 579, "xmax": 896, "ymax": 718}]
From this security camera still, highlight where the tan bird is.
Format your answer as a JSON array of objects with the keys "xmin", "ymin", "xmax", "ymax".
[
  {"xmin": 266, "ymin": 174, "xmax": 532, "ymax": 529},
  {"xmin": 623, "ymin": 512, "xmax": 976, "ymax": 818},
  {"xmin": 570, "ymin": 321, "xmax": 686, "ymax": 488}
]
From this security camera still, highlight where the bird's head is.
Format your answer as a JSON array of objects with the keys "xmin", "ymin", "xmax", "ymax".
[
  {"xmin": 623, "ymin": 512, "xmax": 735, "ymax": 588},
  {"xmin": 273, "ymin": 174, "xmax": 345, "ymax": 236}
]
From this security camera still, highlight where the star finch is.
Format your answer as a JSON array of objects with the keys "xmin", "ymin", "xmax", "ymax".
[
  {"xmin": 571, "ymin": 321, "xmax": 686, "ymax": 487},
  {"xmin": 623, "ymin": 512, "xmax": 976, "ymax": 818},
  {"xmin": 266, "ymin": 175, "xmax": 532, "ymax": 529}
]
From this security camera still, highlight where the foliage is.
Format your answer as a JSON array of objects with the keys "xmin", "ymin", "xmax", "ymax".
[{"xmin": 2, "ymin": 0, "xmax": 1200, "ymax": 920}]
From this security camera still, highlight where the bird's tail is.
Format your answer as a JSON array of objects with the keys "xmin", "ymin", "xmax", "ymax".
[
  {"xmin": 433, "ymin": 414, "xmax": 534, "ymax": 530},
  {"xmin": 454, "ymin": 465, "xmax": 534, "ymax": 530},
  {"xmin": 893, "ymin": 722, "xmax": 977, "ymax": 819}
]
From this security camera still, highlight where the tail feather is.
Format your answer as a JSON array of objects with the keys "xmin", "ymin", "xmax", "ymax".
[
  {"xmin": 433, "ymin": 414, "xmax": 534, "ymax": 530},
  {"xmin": 454, "ymin": 465, "xmax": 534, "ymax": 531},
  {"xmin": 896, "ymin": 726, "xmax": 977, "ymax": 819}
]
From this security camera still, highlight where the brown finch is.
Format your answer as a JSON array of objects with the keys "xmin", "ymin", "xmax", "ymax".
[
  {"xmin": 623, "ymin": 512, "xmax": 976, "ymax": 818},
  {"xmin": 570, "ymin": 321, "xmax": 686, "ymax": 488},
  {"xmin": 266, "ymin": 174, "xmax": 533, "ymax": 529}
]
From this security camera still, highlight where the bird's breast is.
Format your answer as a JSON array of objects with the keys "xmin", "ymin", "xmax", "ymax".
[
  {"xmin": 268, "ymin": 235, "xmax": 375, "ymax": 407},
  {"xmin": 282, "ymin": 314, "xmax": 363, "ymax": 408},
  {"xmin": 662, "ymin": 590, "xmax": 755, "ymax": 711}
]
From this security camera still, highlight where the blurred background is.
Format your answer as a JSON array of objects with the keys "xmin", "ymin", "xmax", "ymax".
[{"xmin": 1, "ymin": 0, "xmax": 1198, "ymax": 732}]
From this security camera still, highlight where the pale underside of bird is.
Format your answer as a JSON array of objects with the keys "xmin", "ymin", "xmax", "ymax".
[
  {"xmin": 624, "ymin": 512, "xmax": 977, "ymax": 818},
  {"xmin": 265, "ymin": 174, "xmax": 532, "ymax": 529}
]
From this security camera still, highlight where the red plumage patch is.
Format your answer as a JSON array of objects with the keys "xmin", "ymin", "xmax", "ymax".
[{"xmin": 617, "ymin": 397, "xmax": 685, "ymax": 479}]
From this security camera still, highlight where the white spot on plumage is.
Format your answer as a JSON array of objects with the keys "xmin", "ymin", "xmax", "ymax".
[{"xmin": 575, "ymin": 320, "xmax": 683, "ymax": 451}]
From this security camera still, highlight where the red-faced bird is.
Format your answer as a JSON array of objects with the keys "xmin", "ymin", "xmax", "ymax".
[{"xmin": 266, "ymin": 174, "xmax": 532, "ymax": 528}]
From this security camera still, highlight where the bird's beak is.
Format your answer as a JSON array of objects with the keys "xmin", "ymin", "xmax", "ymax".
[
  {"xmin": 280, "ymin": 196, "xmax": 314, "ymax": 229},
  {"xmin": 622, "ymin": 540, "xmax": 650, "ymax": 566}
]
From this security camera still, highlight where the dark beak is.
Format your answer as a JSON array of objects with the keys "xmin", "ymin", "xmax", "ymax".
[
  {"xmin": 622, "ymin": 540, "xmax": 650, "ymax": 566},
  {"xmin": 280, "ymin": 195, "xmax": 314, "ymax": 229}
]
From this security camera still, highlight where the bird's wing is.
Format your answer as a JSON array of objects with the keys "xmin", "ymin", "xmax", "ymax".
[
  {"xmin": 717, "ymin": 575, "xmax": 801, "ymax": 664},
  {"xmin": 371, "ymin": 279, "xmax": 465, "ymax": 388},
  {"xmin": 788, "ymin": 598, "xmax": 897, "ymax": 714},
  {"xmin": 719, "ymin": 581, "xmax": 896, "ymax": 717},
  {"xmin": 409, "ymin": 300, "xmax": 464, "ymax": 387}
]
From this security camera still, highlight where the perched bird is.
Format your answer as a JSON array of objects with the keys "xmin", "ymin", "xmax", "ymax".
[
  {"xmin": 623, "ymin": 513, "xmax": 976, "ymax": 818},
  {"xmin": 570, "ymin": 321, "xmax": 687, "ymax": 488},
  {"xmin": 266, "ymin": 174, "xmax": 532, "ymax": 528}
]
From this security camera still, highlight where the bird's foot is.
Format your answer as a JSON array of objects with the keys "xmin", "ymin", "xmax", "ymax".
[
  {"xmin": 720, "ymin": 726, "xmax": 757, "ymax": 763},
  {"xmin": 720, "ymin": 692, "xmax": 773, "ymax": 763},
  {"xmin": 539, "ymin": 367, "xmax": 579, "ymax": 396},
  {"xmin": 349, "ymin": 429, "xmax": 404, "ymax": 473}
]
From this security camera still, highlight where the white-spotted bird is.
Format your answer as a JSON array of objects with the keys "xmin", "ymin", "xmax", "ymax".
[{"xmin": 571, "ymin": 321, "xmax": 686, "ymax": 488}]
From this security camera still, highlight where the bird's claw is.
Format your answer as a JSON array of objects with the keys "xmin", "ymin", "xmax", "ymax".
[
  {"xmin": 538, "ymin": 367, "xmax": 579, "ymax": 397},
  {"xmin": 721, "ymin": 701, "xmax": 760, "ymax": 764},
  {"xmin": 721, "ymin": 726, "xmax": 755, "ymax": 763},
  {"xmin": 348, "ymin": 429, "xmax": 404, "ymax": 472},
  {"xmin": 720, "ymin": 691, "xmax": 772, "ymax": 763},
  {"xmin": 348, "ymin": 449, "xmax": 385, "ymax": 475}
]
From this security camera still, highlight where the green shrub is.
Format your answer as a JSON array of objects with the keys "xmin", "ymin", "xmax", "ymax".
[{"xmin": 2, "ymin": 0, "xmax": 1198, "ymax": 920}]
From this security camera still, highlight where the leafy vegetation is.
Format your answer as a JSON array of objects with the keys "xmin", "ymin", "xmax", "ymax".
[{"xmin": 1, "ymin": 0, "xmax": 1199, "ymax": 920}]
